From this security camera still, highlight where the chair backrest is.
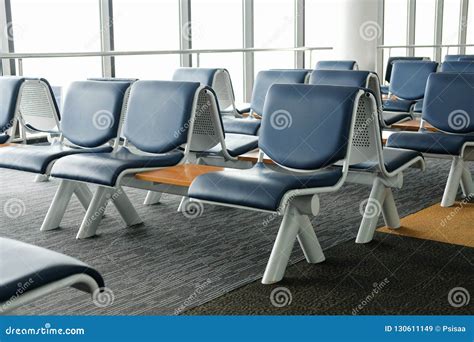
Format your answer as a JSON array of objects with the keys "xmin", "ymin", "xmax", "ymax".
[
  {"xmin": 0, "ymin": 77, "xmax": 26, "ymax": 134},
  {"xmin": 314, "ymin": 60, "xmax": 358, "ymax": 71},
  {"xmin": 87, "ymin": 77, "xmax": 139, "ymax": 82},
  {"xmin": 18, "ymin": 78, "xmax": 60, "ymax": 132},
  {"xmin": 173, "ymin": 68, "xmax": 236, "ymax": 111},
  {"xmin": 123, "ymin": 80, "xmax": 202, "ymax": 154},
  {"xmin": 250, "ymin": 70, "xmax": 308, "ymax": 116},
  {"xmin": 459, "ymin": 56, "xmax": 474, "ymax": 61},
  {"xmin": 444, "ymin": 54, "xmax": 474, "ymax": 62},
  {"xmin": 384, "ymin": 56, "xmax": 426, "ymax": 83},
  {"xmin": 60, "ymin": 80, "xmax": 131, "ymax": 148},
  {"xmin": 422, "ymin": 73, "xmax": 474, "ymax": 134},
  {"xmin": 259, "ymin": 84, "xmax": 365, "ymax": 171},
  {"xmin": 440, "ymin": 61, "xmax": 474, "ymax": 73},
  {"xmin": 389, "ymin": 61, "xmax": 438, "ymax": 100}
]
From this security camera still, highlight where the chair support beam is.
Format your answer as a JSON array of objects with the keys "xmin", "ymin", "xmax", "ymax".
[
  {"xmin": 441, "ymin": 157, "xmax": 464, "ymax": 207},
  {"xmin": 41, "ymin": 180, "xmax": 76, "ymax": 231},
  {"xmin": 143, "ymin": 191, "xmax": 162, "ymax": 205}
]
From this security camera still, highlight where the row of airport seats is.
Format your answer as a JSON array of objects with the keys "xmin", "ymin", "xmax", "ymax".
[
  {"xmin": 380, "ymin": 55, "xmax": 474, "ymax": 119},
  {"xmin": 1, "ymin": 64, "xmax": 473, "ymax": 309}
]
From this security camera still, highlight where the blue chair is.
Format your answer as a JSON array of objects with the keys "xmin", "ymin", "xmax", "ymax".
[
  {"xmin": 383, "ymin": 61, "xmax": 438, "ymax": 115},
  {"xmin": 45, "ymin": 80, "xmax": 234, "ymax": 238},
  {"xmin": 0, "ymin": 77, "xmax": 27, "ymax": 144},
  {"xmin": 222, "ymin": 69, "xmax": 309, "ymax": 136},
  {"xmin": 309, "ymin": 69, "xmax": 410, "ymax": 126},
  {"xmin": 189, "ymin": 83, "xmax": 423, "ymax": 283},
  {"xmin": 444, "ymin": 54, "xmax": 474, "ymax": 62},
  {"xmin": 387, "ymin": 73, "xmax": 474, "ymax": 207},
  {"xmin": 0, "ymin": 80, "xmax": 130, "ymax": 177},
  {"xmin": 440, "ymin": 61, "xmax": 474, "ymax": 73},
  {"xmin": 0, "ymin": 237, "xmax": 105, "ymax": 313},
  {"xmin": 314, "ymin": 60, "xmax": 358, "ymax": 71},
  {"xmin": 459, "ymin": 56, "xmax": 474, "ymax": 61},
  {"xmin": 381, "ymin": 56, "xmax": 427, "ymax": 95}
]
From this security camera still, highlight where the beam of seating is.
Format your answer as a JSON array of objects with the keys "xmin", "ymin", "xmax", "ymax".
[
  {"xmin": 387, "ymin": 72, "xmax": 474, "ymax": 207},
  {"xmin": 0, "ymin": 237, "xmax": 104, "ymax": 313}
]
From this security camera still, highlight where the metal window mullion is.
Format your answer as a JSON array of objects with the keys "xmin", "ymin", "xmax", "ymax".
[
  {"xmin": 99, "ymin": 0, "xmax": 115, "ymax": 77},
  {"xmin": 243, "ymin": 0, "xmax": 254, "ymax": 102},
  {"xmin": 434, "ymin": 0, "xmax": 444, "ymax": 62},
  {"xmin": 407, "ymin": 0, "xmax": 416, "ymax": 56},
  {"xmin": 295, "ymin": 0, "xmax": 305, "ymax": 68},
  {"xmin": 459, "ymin": 0, "xmax": 469, "ymax": 54},
  {"xmin": 377, "ymin": 0, "xmax": 385, "ymax": 80},
  {"xmin": 0, "ymin": 0, "xmax": 15, "ymax": 75},
  {"xmin": 179, "ymin": 0, "xmax": 192, "ymax": 67}
]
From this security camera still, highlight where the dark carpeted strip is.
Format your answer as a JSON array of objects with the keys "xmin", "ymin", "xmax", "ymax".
[
  {"xmin": 0, "ymin": 159, "xmax": 468, "ymax": 315},
  {"xmin": 186, "ymin": 232, "xmax": 474, "ymax": 315}
]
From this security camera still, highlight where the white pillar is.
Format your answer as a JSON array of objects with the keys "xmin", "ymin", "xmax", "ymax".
[{"xmin": 338, "ymin": 0, "xmax": 381, "ymax": 71}]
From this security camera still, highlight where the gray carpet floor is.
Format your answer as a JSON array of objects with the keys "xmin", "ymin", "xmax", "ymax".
[{"xmin": 0, "ymin": 159, "xmax": 465, "ymax": 315}]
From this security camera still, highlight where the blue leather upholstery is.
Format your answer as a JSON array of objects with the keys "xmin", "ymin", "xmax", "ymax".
[
  {"xmin": 315, "ymin": 60, "xmax": 357, "ymax": 71},
  {"xmin": 444, "ymin": 54, "xmax": 474, "ymax": 62},
  {"xmin": 422, "ymin": 73, "xmax": 474, "ymax": 134},
  {"xmin": 250, "ymin": 70, "xmax": 308, "ymax": 116},
  {"xmin": 0, "ymin": 144, "xmax": 112, "ymax": 174},
  {"xmin": 38, "ymin": 78, "xmax": 61, "ymax": 120},
  {"xmin": 459, "ymin": 56, "xmax": 474, "ymax": 61},
  {"xmin": 383, "ymin": 112, "xmax": 412, "ymax": 126},
  {"xmin": 172, "ymin": 68, "xmax": 218, "ymax": 87},
  {"xmin": 61, "ymin": 81, "xmax": 130, "ymax": 148},
  {"xmin": 380, "ymin": 85, "xmax": 389, "ymax": 95},
  {"xmin": 221, "ymin": 116, "xmax": 261, "ymax": 135},
  {"xmin": 260, "ymin": 84, "xmax": 360, "ymax": 170},
  {"xmin": 389, "ymin": 61, "xmax": 438, "ymax": 100},
  {"xmin": 351, "ymin": 148, "xmax": 423, "ymax": 173},
  {"xmin": 123, "ymin": 81, "xmax": 201, "ymax": 153},
  {"xmin": 387, "ymin": 132, "xmax": 474, "ymax": 156},
  {"xmin": 0, "ymin": 77, "xmax": 26, "ymax": 134},
  {"xmin": 309, "ymin": 70, "xmax": 370, "ymax": 87},
  {"xmin": 0, "ymin": 237, "xmax": 104, "ymax": 303},
  {"xmin": 0, "ymin": 134, "xmax": 9, "ymax": 144},
  {"xmin": 189, "ymin": 163, "xmax": 343, "ymax": 211},
  {"xmin": 440, "ymin": 61, "xmax": 474, "ymax": 73},
  {"xmin": 51, "ymin": 147, "xmax": 184, "ymax": 187},
  {"xmin": 384, "ymin": 57, "xmax": 425, "ymax": 83},
  {"xmin": 383, "ymin": 99, "xmax": 413, "ymax": 112},
  {"xmin": 87, "ymin": 77, "xmax": 138, "ymax": 82},
  {"xmin": 413, "ymin": 99, "xmax": 423, "ymax": 113},
  {"xmin": 204, "ymin": 133, "xmax": 258, "ymax": 157}
]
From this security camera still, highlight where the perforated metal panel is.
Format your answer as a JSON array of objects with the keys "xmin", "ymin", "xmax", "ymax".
[
  {"xmin": 347, "ymin": 94, "xmax": 379, "ymax": 165},
  {"xmin": 212, "ymin": 70, "xmax": 234, "ymax": 110},
  {"xmin": 19, "ymin": 81, "xmax": 59, "ymax": 131},
  {"xmin": 188, "ymin": 89, "xmax": 223, "ymax": 152}
]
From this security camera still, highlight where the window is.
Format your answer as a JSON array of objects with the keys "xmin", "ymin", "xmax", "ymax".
[
  {"xmin": 113, "ymin": 0, "xmax": 180, "ymax": 80},
  {"xmin": 305, "ymin": 0, "xmax": 344, "ymax": 67},
  {"xmin": 9, "ymin": 0, "xmax": 102, "ymax": 86},
  {"xmin": 466, "ymin": 0, "xmax": 474, "ymax": 54},
  {"xmin": 190, "ymin": 0, "xmax": 244, "ymax": 101},
  {"xmin": 383, "ymin": 0, "xmax": 408, "ymax": 79},
  {"xmin": 442, "ymin": 0, "xmax": 462, "ymax": 56},
  {"xmin": 253, "ymin": 0, "xmax": 295, "ymax": 72},
  {"xmin": 414, "ymin": 0, "xmax": 436, "ymax": 59}
]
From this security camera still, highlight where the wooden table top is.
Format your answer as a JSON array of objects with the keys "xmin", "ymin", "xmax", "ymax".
[
  {"xmin": 135, "ymin": 164, "xmax": 226, "ymax": 187},
  {"xmin": 390, "ymin": 119, "xmax": 436, "ymax": 132}
]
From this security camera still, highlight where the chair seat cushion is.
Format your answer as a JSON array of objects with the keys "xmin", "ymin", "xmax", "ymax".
[
  {"xmin": 222, "ymin": 116, "xmax": 261, "ymax": 136},
  {"xmin": 387, "ymin": 131, "xmax": 474, "ymax": 156},
  {"xmin": 380, "ymin": 85, "xmax": 389, "ymax": 95},
  {"xmin": 0, "ymin": 237, "xmax": 104, "ymax": 303},
  {"xmin": 205, "ymin": 133, "xmax": 259, "ymax": 157},
  {"xmin": 51, "ymin": 147, "xmax": 184, "ymax": 187},
  {"xmin": 350, "ymin": 148, "xmax": 423, "ymax": 173},
  {"xmin": 413, "ymin": 99, "xmax": 423, "ymax": 113},
  {"xmin": 189, "ymin": 163, "xmax": 343, "ymax": 211},
  {"xmin": 382, "ymin": 112, "xmax": 412, "ymax": 126},
  {"xmin": 383, "ymin": 98, "xmax": 414, "ymax": 112},
  {"xmin": 0, "ymin": 134, "xmax": 9, "ymax": 144},
  {"xmin": 0, "ymin": 143, "xmax": 112, "ymax": 174}
]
